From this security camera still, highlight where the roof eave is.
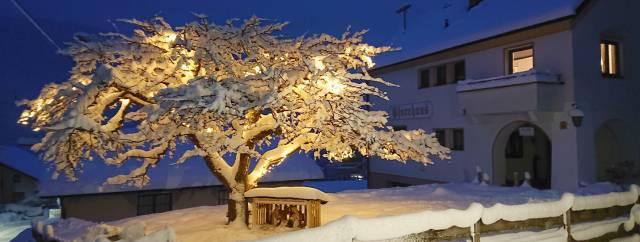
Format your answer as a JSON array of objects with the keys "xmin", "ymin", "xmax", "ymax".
[{"xmin": 371, "ymin": 13, "xmax": 580, "ymax": 75}]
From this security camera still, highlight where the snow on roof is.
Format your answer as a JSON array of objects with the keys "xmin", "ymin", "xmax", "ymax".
[
  {"xmin": 39, "ymin": 145, "xmax": 324, "ymax": 197},
  {"xmin": 245, "ymin": 186, "xmax": 335, "ymax": 202},
  {"xmin": 0, "ymin": 145, "xmax": 46, "ymax": 180},
  {"xmin": 374, "ymin": 0, "xmax": 584, "ymax": 68}
]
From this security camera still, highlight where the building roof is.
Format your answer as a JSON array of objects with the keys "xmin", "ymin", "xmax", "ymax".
[
  {"xmin": 0, "ymin": 143, "xmax": 323, "ymax": 197},
  {"xmin": 373, "ymin": 0, "xmax": 585, "ymax": 69},
  {"xmin": 0, "ymin": 145, "xmax": 46, "ymax": 180},
  {"xmin": 38, "ymin": 146, "xmax": 325, "ymax": 197}
]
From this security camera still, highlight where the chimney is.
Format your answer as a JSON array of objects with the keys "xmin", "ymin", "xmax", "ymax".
[{"xmin": 468, "ymin": 0, "xmax": 482, "ymax": 10}]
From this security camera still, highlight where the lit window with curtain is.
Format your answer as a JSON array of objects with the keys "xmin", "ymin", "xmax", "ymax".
[
  {"xmin": 508, "ymin": 45, "xmax": 534, "ymax": 74},
  {"xmin": 600, "ymin": 41, "xmax": 620, "ymax": 77}
]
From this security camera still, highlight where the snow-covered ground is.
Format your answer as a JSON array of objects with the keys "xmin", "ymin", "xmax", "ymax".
[
  {"xmin": 0, "ymin": 220, "xmax": 31, "ymax": 242},
  {"xmin": 14, "ymin": 181, "xmax": 629, "ymax": 242}
]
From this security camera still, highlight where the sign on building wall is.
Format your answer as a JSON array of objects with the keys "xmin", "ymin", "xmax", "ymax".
[
  {"xmin": 519, "ymin": 127, "xmax": 535, "ymax": 137},
  {"xmin": 388, "ymin": 101, "xmax": 433, "ymax": 119}
]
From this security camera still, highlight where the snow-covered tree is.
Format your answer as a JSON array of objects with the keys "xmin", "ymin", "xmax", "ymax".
[{"xmin": 18, "ymin": 16, "xmax": 450, "ymax": 226}]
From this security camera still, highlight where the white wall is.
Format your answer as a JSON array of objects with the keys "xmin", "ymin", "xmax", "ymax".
[{"xmin": 571, "ymin": 0, "xmax": 640, "ymax": 184}]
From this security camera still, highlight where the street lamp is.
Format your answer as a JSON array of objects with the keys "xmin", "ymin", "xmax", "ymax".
[{"xmin": 569, "ymin": 103, "xmax": 584, "ymax": 127}]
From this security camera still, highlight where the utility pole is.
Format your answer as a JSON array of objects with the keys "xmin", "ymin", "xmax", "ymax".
[{"xmin": 396, "ymin": 4, "xmax": 411, "ymax": 32}]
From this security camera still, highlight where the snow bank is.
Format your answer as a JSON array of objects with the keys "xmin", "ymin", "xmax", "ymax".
[
  {"xmin": 251, "ymin": 216, "xmax": 358, "ymax": 242},
  {"xmin": 480, "ymin": 228, "xmax": 567, "ymax": 242},
  {"xmin": 576, "ymin": 182, "xmax": 624, "ymax": 195},
  {"xmin": 570, "ymin": 216, "xmax": 632, "ymax": 241},
  {"xmin": 131, "ymin": 226, "xmax": 176, "ymax": 242},
  {"xmin": 611, "ymin": 234, "xmax": 640, "ymax": 242},
  {"xmin": 252, "ymin": 203, "xmax": 483, "ymax": 242},
  {"xmin": 0, "ymin": 200, "xmax": 49, "ymax": 241},
  {"xmin": 352, "ymin": 203, "xmax": 483, "ymax": 241},
  {"xmin": 572, "ymin": 185, "xmax": 639, "ymax": 211},
  {"xmin": 33, "ymin": 217, "xmax": 96, "ymax": 242},
  {"xmin": 33, "ymin": 217, "xmax": 177, "ymax": 242},
  {"xmin": 245, "ymin": 187, "xmax": 335, "ymax": 202},
  {"xmin": 255, "ymin": 184, "xmax": 640, "ymax": 242},
  {"xmin": 481, "ymin": 193, "xmax": 574, "ymax": 224}
]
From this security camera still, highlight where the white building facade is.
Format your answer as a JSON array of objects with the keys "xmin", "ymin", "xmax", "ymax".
[{"xmin": 369, "ymin": 0, "xmax": 640, "ymax": 191}]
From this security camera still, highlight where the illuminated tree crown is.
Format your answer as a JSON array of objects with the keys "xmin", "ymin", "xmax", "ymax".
[{"xmin": 19, "ymin": 16, "xmax": 450, "ymax": 224}]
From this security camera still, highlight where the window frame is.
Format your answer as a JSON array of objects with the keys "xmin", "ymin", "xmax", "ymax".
[
  {"xmin": 434, "ymin": 129, "xmax": 447, "ymax": 147},
  {"xmin": 217, "ymin": 188, "xmax": 229, "ymax": 205},
  {"xmin": 600, "ymin": 40, "xmax": 622, "ymax": 78},
  {"xmin": 453, "ymin": 61, "xmax": 466, "ymax": 83},
  {"xmin": 435, "ymin": 65, "xmax": 447, "ymax": 86},
  {"xmin": 137, "ymin": 193, "xmax": 173, "ymax": 216},
  {"xmin": 452, "ymin": 129, "xmax": 464, "ymax": 151},
  {"xmin": 506, "ymin": 44, "xmax": 534, "ymax": 75},
  {"xmin": 418, "ymin": 68, "xmax": 431, "ymax": 89}
]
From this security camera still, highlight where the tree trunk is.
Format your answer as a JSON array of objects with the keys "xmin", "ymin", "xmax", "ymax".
[{"xmin": 227, "ymin": 184, "xmax": 248, "ymax": 227}]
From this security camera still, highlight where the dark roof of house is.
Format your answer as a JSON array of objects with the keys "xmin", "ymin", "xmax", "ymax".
[
  {"xmin": 373, "ymin": 0, "xmax": 586, "ymax": 70},
  {"xmin": 0, "ymin": 145, "xmax": 46, "ymax": 180}
]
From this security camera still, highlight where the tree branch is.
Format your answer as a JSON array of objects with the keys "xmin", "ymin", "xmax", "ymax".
[{"xmin": 247, "ymin": 132, "xmax": 317, "ymax": 186}]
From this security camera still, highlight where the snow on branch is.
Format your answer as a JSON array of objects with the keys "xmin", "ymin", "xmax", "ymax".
[{"xmin": 19, "ymin": 15, "xmax": 449, "ymax": 190}]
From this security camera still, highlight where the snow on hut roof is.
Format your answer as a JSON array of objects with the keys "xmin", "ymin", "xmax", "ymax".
[
  {"xmin": 0, "ymin": 145, "xmax": 46, "ymax": 180},
  {"xmin": 374, "ymin": 0, "xmax": 585, "ymax": 68},
  {"xmin": 245, "ymin": 186, "xmax": 335, "ymax": 203},
  {"xmin": 38, "ymin": 144, "xmax": 325, "ymax": 197}
]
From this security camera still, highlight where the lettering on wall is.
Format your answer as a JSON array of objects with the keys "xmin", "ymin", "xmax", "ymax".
[{"xmin": 388, "ymin": 101, "xmax": 433, "ymax": 119}]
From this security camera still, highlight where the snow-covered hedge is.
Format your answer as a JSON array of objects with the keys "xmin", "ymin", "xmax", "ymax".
[{"xmin": 253, "ymin": 185, "xmax": 640, "ymax": 242}]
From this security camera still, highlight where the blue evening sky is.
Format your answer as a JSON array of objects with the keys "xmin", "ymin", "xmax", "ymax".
[{"xmin": 0, "ymin": 0, "xmax": 406, "ymax": 144}]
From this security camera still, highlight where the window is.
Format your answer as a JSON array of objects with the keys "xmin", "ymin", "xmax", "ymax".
[
  {"xmin": 11, "ymin": 192, "xmax": 25, "ymax": 202},
  {"xmin": 508, "ymin": 45, "xmax": 534, "ymax": 74},
  {"xmin": 434, "ymin": 128, "xmax": 464, "ymax": 151},
  {"xmin": 12, "ymin": 174, "xmax": 21, "ymax": 183},
  {"xmin": 505, "ymin": 132, "xmax": 523, "ymax": 158},
  {"xmin": 452, "ymin": 129, "xmax": 464, "ymax": 151},
  {"xmin": 389, "ymin": 181, "xmax": 411, "ymax": 187},
  {"xmin": 600, "ymin": 41, "xmax": 620, "ymax": 77},
  {"xmin": 436, "ymin": 65, "xmax": 447, "ymax": 86},
  {"xmin": 391, "ymin": 125, "xmax": 407, "ymax": 131},
  {"xmin": 454, "ymin": 61, "xmax": 466, "ymax": 83},
  {"xmin": 434, "ymin": 129, "xmax": 446, "ymax": 146},
  {"xmin": 218, "ymin": 189, "xmax": 229, "ymax": 205},
  {"xmin": 137, "ymin": 193, "xmax": 172, "ymax": 215},
  {"xmin": 418, "ymin": 69, "xmax": 430, "ymax": 89}
]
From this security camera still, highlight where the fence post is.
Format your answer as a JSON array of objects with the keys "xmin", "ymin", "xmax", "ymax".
[
  {"xmin": 470, "ymin": 221, "xmax": 481, "ymax": 242},
  {"xmin": 563, "ymin": 209, "xmax": 572, "ymax": 242}
]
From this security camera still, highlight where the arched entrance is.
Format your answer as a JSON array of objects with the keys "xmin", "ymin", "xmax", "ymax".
[{"xmin": 492, "ymin": 121, "xmax": 551, "ymax": 189}]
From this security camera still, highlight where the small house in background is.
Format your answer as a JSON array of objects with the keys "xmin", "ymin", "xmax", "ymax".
[
  {"xmin": 0, "ymin": 146, "xmax": 44, "ymax": 203},
  {"xmin": 37, "ymin": 146, "xmax": 325, "ymax": 222}
]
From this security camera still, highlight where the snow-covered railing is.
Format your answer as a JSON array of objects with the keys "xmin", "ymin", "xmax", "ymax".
[
  {"xmin": 456, "ymin": 69, "xmax": 562, "ymax": 93},
  {"xmin": 253, "ymin": 185, "xmax": 640, "ymax": 242}
]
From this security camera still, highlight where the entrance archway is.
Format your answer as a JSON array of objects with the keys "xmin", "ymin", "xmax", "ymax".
[{"xmin": 492, "ymin": 121, "xmax": 551, "ymax": 189}]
